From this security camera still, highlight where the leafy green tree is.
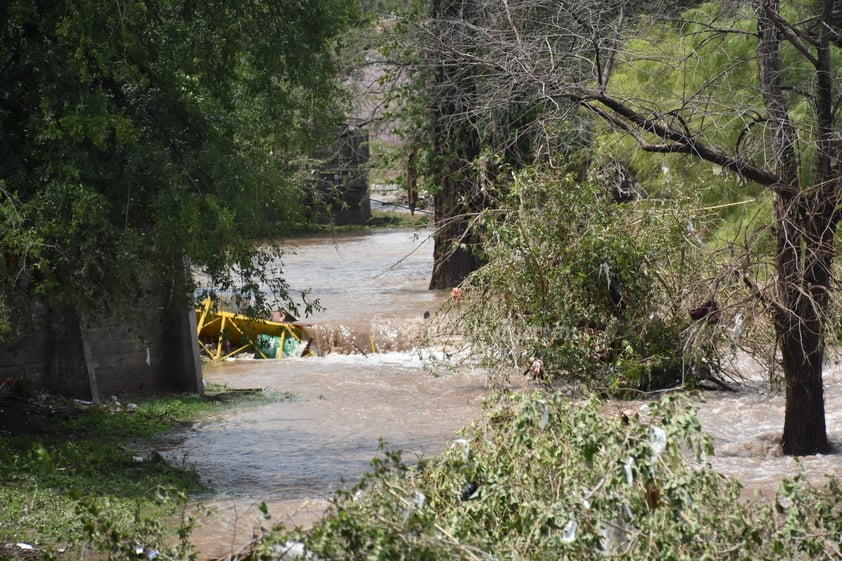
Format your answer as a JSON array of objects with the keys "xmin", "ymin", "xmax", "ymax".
[
  {"xmin": 387, "ymin": 0, "xmax": 683, "ymax": 288},
  {"xmin": 384, "ymin": 0, "xmax": 595, "ymax": 289},
  {"xmin": 389, "ymin": 0, "xmax": 486, "ymax": 289},
  {"xmin": 0, "ymin": 0, "xmax": 361, "ymax": 334},
  {"xmin": 450, "ymin": 169, "xmax": 722, "ymax": 392}
]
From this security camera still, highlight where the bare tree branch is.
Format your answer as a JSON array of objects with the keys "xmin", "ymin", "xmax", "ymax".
[{"xmin": 580, "ymin": 92, "xmax": 784, "ymax": 188}]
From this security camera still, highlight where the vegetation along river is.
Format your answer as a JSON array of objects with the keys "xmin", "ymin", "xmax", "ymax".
[{"xmin": 162, "ymin": 228, "xmax": 842, "ymax": 560}]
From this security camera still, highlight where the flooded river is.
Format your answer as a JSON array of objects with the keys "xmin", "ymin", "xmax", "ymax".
[
  {"xmin": 171, "ymin": 228, "xmax": 842, "ymax": 559},
  {"xmin": 177, "ymin": 229, "xmax": 493, "ymax": 558}
]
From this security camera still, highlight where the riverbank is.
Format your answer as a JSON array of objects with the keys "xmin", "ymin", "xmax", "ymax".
[
  {"xmin": 5, "ymin": 226, "xmax": 842, "ymax": 561},
  {"xmin": 0, "ymin": 387, "xmax": 270, "ymax": 561},
  {"xmin": 3, "ymin": 363, "xmax": 841, "ymax": 561}
]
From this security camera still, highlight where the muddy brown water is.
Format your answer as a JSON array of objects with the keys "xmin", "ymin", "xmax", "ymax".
[
  {"xmin": 168, "ymin": 229, "xmax": 842, "ymax": 560},
  {"xmin": 700, "ymin": 364, "xmax": 842, "ymax": 495}
]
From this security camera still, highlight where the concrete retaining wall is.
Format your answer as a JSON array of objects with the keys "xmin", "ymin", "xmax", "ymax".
[{"xmin": 0, "ymin": 289, "xmax": 203, "ymax": 400}]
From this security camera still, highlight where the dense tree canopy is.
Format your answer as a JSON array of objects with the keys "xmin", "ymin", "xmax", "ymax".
[{"xmin": 0, "ymin": 0, "xmax": 361, "ymax": 333}]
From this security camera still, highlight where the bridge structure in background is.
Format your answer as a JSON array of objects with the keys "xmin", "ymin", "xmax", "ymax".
[{"xmin": 308, "ymin": 125, "xmax": 371, "ymax": 226}]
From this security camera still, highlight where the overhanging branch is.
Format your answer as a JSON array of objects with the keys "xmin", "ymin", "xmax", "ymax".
[{"xmin": 579, "ymin": 93, "xmax": 788, "ymax": 192}]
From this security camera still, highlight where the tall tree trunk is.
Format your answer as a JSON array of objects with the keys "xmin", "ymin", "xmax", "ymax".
[
  {"xmin": 79, "ymin": 314, "xmax": 101, "ymax": 405},
  {"xmin": 759, "ymin": 0, "xmax": 830, "ymax": 455},
  {"xmin": 775, "ymin": 193, "xmax": 830, "ymax": 455},
  {"xmin": 428, "ymin": 0, "xmax": 483, "ymax": 290},
  {"xmin": 430, "ymin": 191, "xmax": 481, "ymax": 289}
]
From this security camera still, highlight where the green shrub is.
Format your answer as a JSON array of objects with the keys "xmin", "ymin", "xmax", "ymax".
[
  {"xmin": 258, "ymin": 392, "xmax": 842, "ymax": 561},
  {"xmin": 432, "ymin": 168, "xmax": 727, "ymax": 391}
]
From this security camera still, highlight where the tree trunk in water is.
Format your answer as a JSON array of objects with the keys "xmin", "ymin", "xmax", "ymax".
[
  {"xmin": 429, "ymin": 195, "xmax": 480, "ymax": 289},
  {"xmin": 428, "ymin": 0, "xmax": 482, "ymax": 290},
  {"xmin": 775, "ymin": 193, "xmax": 831, "ymax": 456},
  {"xmin": 780, "ymin": 354, "xmax": 828, "ymax": 456},
  {"xmin": 758, "ymin": 0, "xmax": 831, "ymax": 456}
]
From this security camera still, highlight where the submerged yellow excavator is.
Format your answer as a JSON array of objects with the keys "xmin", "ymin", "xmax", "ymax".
[{"xmin": 195, "ymin": 298, "xmax": 309, "ymax": 361}]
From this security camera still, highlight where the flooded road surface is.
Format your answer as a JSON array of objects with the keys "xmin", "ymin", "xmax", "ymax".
[
  {"xmin": 273, "ymin": 229, "xmax": 445, "ymax": 354},
  {"xmin": 277, "ymin": 229, "xmax": 441, "ymax": 323},
  {"xmin": 174, "ymin": 228, "xmax": 842, "ymax": 559}
]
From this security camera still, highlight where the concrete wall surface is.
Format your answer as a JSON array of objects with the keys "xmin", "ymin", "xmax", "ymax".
[{"xmin": 0, "ymin": 290, "xmax": 203, "ymax": 400}]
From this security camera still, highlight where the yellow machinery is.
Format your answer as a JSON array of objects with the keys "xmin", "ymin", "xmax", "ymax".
[{"xmin": 195, "ymin": 299, "xmax": 307, "ymax": 361}]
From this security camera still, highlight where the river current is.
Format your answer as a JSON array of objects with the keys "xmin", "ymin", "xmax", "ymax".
[{"xmin": 167, "ymin": 228, "xmax": 842, "ymax": 559}]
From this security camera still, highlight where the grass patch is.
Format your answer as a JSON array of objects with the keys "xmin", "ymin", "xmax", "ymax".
[
  {"xmin": 367, "ymin": 209, "xmax": 431, "ymax": 228},
  {"xmin": 0, "ymin": 387, "xmax": 274, "ymax": 558},
  {"xmin": 290, "ymin": 209, "xmax": 431, "ymax": 235}
]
